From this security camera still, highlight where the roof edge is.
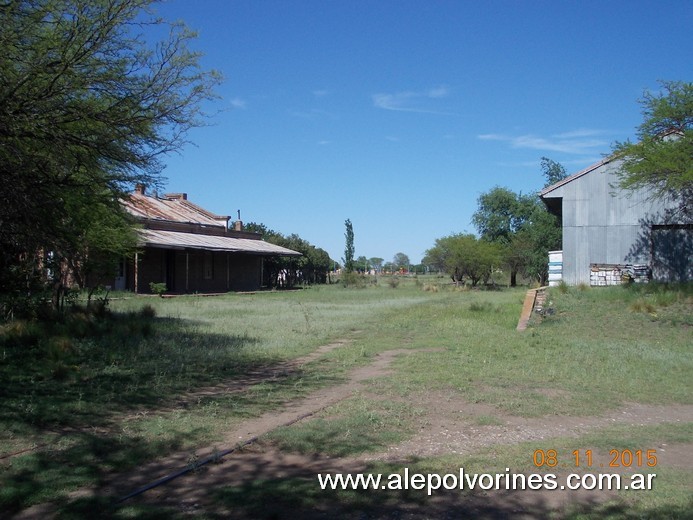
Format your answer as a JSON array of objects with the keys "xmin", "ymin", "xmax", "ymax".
[{"xmin": 539, "ymin": 156, "xmax": 613, "ymax": 197}]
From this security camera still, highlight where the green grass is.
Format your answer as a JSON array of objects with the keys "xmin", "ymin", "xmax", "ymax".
[{"xmin": 1, "ymin": 280, "xmax": 691, "ymax": 517}]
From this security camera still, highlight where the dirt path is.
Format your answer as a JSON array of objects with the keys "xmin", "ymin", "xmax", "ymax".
[
  {"xmin": 100, "ymin": 347, "xmax": 443, "ymax": 500},
  {"xmin": 13, "ymin": 338, "xmax": 693, "ymax": 519},
  {"xmin": 377, "ymin": 392, "xmax": 693, "ymax": 460}
]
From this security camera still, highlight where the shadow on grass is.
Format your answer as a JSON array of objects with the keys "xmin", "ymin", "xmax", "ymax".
[
  {"xmin": 0, "ymin": 315, "xmax": 263, "ymax": 432},
  {"xmin": 210, "ymin": 465, "xmax": 693, "ymax": 520},
  {"xmin": 0, "ymin": 310, "xmax": 341, "ymax": 515},
  {"xmin": 1, "ymin": 427, "xmax": 206, "ymax": 518}
]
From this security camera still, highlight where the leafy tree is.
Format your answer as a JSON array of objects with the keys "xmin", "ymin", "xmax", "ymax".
[
  {"xmin": 541, "ymin": 156, "xmax": 568, "ymax": 188},
  {"xmin": 343, "ymin": 219, "xmax": 355, "ymax": 272},
  {"xmin": 423, "ymin": 234, "xmax": 503, "ymax": 286},
  {"xmin": 355, "ymin": 256, "xmax": 369, "ymax": 272},
  {"xmin": 0, "ymin": 0, "xmax": 221, "ymax": 312},
  {"xmin": 382, "ymin": 261, "xmax": 396, "ymax": 273},
  {"xmin": 472, "ymin": 187, "xmax": 536, "ymax": 285},
  {"xmin": 369, "ymin": 257, "xmax": 384, "ymax": 272},
  {"xmin": 472, "ymin": 181, "xmax": 564, "ymax": 286},
  {"xmin": 612, "ymin": 81, "xmax": 692, "ymax": 219},
  {"xmin": 244, "ymin": 222, "xmax": 332, "ymax": 287},
  {"xmin": 392, "ymin": 252, "xmax": 410, "ymax": 271},
  {"xmin": 511, "ymin": 205, "xmax": 562, "ymax": 285},
  {"xmin": 472, "ymin": 187, "xmax": 535, "ymax": 244}
]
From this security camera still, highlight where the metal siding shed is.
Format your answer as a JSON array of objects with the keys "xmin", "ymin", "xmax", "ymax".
[{"xmin": 540, "ymin": 156, "xmax": 686, "ymax": 285}]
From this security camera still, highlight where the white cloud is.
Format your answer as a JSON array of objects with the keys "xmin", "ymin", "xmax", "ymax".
[
  {"xmin": 230, "ymin": 97, "xmax": 247, "ymax": 109},
  {"xmin": 372, "ymin": 85, "xmax": 452, "ymax": 114},
  {"xmin": 478, "ymin": 130, "xmax": 609, "ymax": 155}
]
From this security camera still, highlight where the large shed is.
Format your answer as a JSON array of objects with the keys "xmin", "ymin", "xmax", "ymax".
[
  {"xmin": 539, "ymin": 157, "xmax": 691, "ymax": 285},
  {"xmin": 114, "ymin": 186, "xmax": 301, "ymax": 293}
]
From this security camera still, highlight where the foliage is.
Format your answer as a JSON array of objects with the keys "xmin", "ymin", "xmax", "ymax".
[
  {"xmin": 343, "ymin": 218, "xmax": 355, "ymax": 273},
  {"xmin": 355, "ymin": 256, "xmax": 370, "ymax": 272},
  {"xmin": 423, "ymin": 233, "xmax": 503, "ymax": 286},
  {"xmin": 148, "ymin": 282, "xmax": 167, "ymax": 297},
  {"xmin": 392, "ymin": 252, "xmax": 410, "ymax": 271},
  {"xmin": 472, "ymin": 186, "xmax": 533, "ymax": 245},
  {"xmin": 612, "ymin": 81, "xmax": 693, "ymax": 219},
  {"xmin": 472, "ymin": 186, "xmax": 559, "ymax": 285},
  {"xmin": 369, "ymin": 257, "xmax": 384, "ymax": 272},
  {"xmin": 541, "ymin": 156, "xmax": 568, "ymax": 188},
  {"xmin": 340, "ymin": 270, "xmax": 366, "ymax": 288},
  {"xmin": 510, "ymin": 203, "xmax": 562, "ymax": 285},
  {"xmin": 245, "ymin": 222, "xmax": 332, "ymax": 287},
  {"xmin": 0, "ymin": 0, "xmax": 221, "ymax": 313}
]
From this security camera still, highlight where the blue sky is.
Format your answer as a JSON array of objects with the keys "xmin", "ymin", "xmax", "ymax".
[{"xmin": 152, "ymin": 0, "xmax": 692, "ymax": 264}]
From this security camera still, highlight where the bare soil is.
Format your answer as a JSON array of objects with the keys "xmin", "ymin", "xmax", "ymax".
[{"xmin": 13, "ymin": 339, "xmax": 693, "ymax": 519}]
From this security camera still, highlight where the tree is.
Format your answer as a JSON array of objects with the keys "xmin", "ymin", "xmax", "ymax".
[
  {"xmin": 343, "ymin": 219, "xmax": 355, "ymax": 272},
  {"xmin": 472, "ymin": 181, "xmax": 564, "ymax": 286},
  {"xmin": 355, "ymin": 256, "xmax": 369, "ymax": 272},
  {"xmin": 612, "ymin": 81, "xmax": 692, "ymax": 218},
  {"xmin": 0, "ymin": 0, "xmax": 221, "ymax": 312},
  {"xmin": 511, "ymin": 204, "xmax": 562, "ymax": 285},
  {"xmin": 423, "ymin": 234, "xmax": 503, "ymax": 286},
  {"xmin": 472, "ymin": 187, "xmax": 535, "ymax": 286},
  {"xmin": 244, "ymin": 222, "xmax": 332, "ymax": 287},
  {"xmin": 392, "ymin": 252, "xmax": 410, "ymax": 271},
  {"xmin": 369, "ymin": 257, "xmax": 384, "ymax": 272},
  {"xmin": 541, "ymin": 156, "xmax": 568, "ymax": 188}
]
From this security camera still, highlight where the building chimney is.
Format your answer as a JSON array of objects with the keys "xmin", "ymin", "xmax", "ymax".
[
  {"xmin": 164, "ymin": 193, "xmax": 187, "ymax": 200},
  {"xmin": 234, "ymin": 220, "xmax": 243, "ymax": 232},
  {"xmin": 134, "ymin": 183, "xmax": 145, "ymax": 195}
]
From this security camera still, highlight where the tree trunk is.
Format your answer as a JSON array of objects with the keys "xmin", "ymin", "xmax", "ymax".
[{"xmin": 510, "ymin": 269, "xmax": 517, "ymax": 287}]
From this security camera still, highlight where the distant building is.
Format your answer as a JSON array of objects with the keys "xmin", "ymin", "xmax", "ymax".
[
  {"xmin": 113, "ymin": 185, "xmax": 300, "ymax": 293},
  {"xmin": 540, "ymin": 158, "xmax": 691, "ymax": 286}
]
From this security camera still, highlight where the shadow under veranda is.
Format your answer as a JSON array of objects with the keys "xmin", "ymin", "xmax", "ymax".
[{"xmin": 0, "ymin": 309, "xmax": 321, "ymax": 514}]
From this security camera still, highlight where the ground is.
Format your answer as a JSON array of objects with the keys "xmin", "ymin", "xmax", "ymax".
[{"xmin": 15, "ymin": 335, "xmax": 692, "ymax": 519}]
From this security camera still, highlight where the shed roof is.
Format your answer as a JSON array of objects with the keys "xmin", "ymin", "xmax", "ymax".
[
  {"xmin": 138, "ymin": 229, "xmax": 302, "ymax": 256},
  {"xmin": 539, "ymin": 157, "xmax": 613, "ymax": 198}
]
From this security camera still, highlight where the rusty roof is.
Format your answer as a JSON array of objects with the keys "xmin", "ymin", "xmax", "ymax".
[
  {"xmin": 123, "ymin": 192, "xmax": 228, "ymax": 228},
  {"xmin": 138, "ymin": 229, "xmax": 302, "ymax": 256}
]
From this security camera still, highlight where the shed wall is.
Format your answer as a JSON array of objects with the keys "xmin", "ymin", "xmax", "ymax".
[{"xmin": 544, "ymin": 159, "xmax": 681, "ymax": 285}]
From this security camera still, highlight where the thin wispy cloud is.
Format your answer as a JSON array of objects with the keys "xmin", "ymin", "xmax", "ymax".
[
  {"xmin": 230, "ymin": 97, "xmax": 247, "ymax": 109},
  {"xmin": 372, "ymin": 85, "xmax": 452, "ymax": 114},
  {"xmin": 478, "ymin": 129, "xmax": 609, "ymax": 155},
  {"xmin": 312, "ymin": 89, "xmax": 329, "ymax": 97},
  {"xmin": 288, "ymin": 108, "xmax": 337, "ymax": 119}
]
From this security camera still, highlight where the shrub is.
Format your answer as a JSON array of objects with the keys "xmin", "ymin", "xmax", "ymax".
[
  {"xmin": 387, "ymin": 277, "xmax": 400, "ymax": 289},
  {"xmin": 149, "ymin": 282, "xmax": 167, "ymax": 297},
  {"xmin": 341, "ymin": 271, "xmax": 366, "ymax": 288}
]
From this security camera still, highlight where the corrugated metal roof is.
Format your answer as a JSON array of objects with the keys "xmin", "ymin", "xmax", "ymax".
[
  {"xmin": 139, "ymin": 229, "xmax": 302, "ymax": 256},
  {"xmin": 539, "ymin": 157, "xmax": 613, "ymax": 198},
  {"xmin": 124, "ymin": 193, "xmax": 227, "ymax": 228}
]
